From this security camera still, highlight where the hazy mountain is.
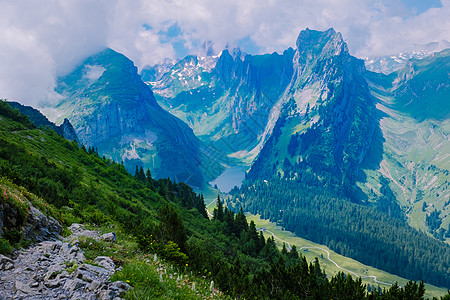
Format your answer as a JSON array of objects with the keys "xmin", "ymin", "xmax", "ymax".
[{"xmin": 41, "ymin": 48, "xmax": 225, "ymax": 188}]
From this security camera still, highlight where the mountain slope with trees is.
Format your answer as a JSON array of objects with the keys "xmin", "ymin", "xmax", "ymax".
[{"xmin": 0, "ymin": 100, "xmax": 443, "ymax": 298}]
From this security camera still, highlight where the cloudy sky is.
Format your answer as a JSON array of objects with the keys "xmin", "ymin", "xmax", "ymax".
[{"xmin": 1, "ymin": 0, "xmax": 449, "ymax": 106}]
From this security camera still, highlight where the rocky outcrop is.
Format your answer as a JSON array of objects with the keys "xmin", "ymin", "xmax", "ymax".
[
  {"xmin": 246, "ymin": 28, "xmax": 377, "ymax": 185},
  {"xmin": 0, "ymin": 201, "xmax": 62, "ymax": 243},
  {"xmin": 7, "ymin": 101, "xmax": 79, "ymax": 142},
  {"xmin": 59, "ymin": 118, "xmax": 79, "ymax": 142},
  {"xmin": 23, "ymin": 205, "xmax": 62, "ymax": 243},
  {"xmin": 0, "ymin": 223, "xmax": 129, "ymax": 299}
]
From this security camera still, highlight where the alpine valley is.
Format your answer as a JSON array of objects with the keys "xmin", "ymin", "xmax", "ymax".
[
  {"xmin": 140, "ymin": 28, "xmax": 450, "ymax": 288},
  {"xmin": 1, "ymin": 27, "xmax": 450, "ymax": 298}
]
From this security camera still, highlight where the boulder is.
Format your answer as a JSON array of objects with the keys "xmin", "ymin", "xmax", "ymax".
[{"xmin": 14, "ymin": 280, "xmax": 35, "ymax": 294}]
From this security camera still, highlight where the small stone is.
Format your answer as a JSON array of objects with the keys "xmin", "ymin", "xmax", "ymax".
[
  {"xmin": 98, "ymin": 289, "xmax": 114, "ymax": 300},
  {"xmin": 63, "ymin": 278, "xmax": 86, "ymax": 293},
  {"xmin": 100, "ymin": 232, "xmax": 117, "ymax": 243},
  {"xmin": 44, "ymin": 278, "xmax": 65, "ymax": 288},
  {"xmin": 0, "ymin": 254, "xmax": 14, "ymax": 270},
  {"xmin": 88, "ymin": 280, "xmax": 101, "ymax": 291},
  {"xmin": 110, "ymin": 280, "xmax": 131, "ymax": 293},
  {"xmin": 14, "ymin": 281, "xmax": 34, "ymax": 294},
  {"xmin": 44, "ymin": 264, "xmax": 64, "ymax": 282},
  {"xmin": 94, "ymin": 256, "xmax": 115, "ymax": 272}
]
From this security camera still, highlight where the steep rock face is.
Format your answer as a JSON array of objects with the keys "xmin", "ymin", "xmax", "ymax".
[
  {"xmin": 149, "ymin": 46, "xmax": 295, "ymax": 161},
  {"xmin": 43, "ymin": 49, "xmax": 224, "ymax": 188},
  {"xmin": 248, "ymin": 28, "xmax": 376, "ymax": 190}
]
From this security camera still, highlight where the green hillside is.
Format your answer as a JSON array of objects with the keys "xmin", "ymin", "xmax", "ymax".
[{"xmin": 0, "ymin": 100, "xmax": 442, "ymax": 299}]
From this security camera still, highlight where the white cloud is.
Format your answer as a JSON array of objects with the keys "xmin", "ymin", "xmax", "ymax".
[{"xmin": 1, "ymin": 0, "xmax": 450, "ymax": 106}]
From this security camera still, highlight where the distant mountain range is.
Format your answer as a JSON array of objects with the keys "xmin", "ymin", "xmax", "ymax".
[{"xmin": 364, "ymin": 40, "xmax": 450, "ymax": 74}]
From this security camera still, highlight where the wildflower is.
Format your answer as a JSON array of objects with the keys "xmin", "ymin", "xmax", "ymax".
[
  {"xmin": 186, "ymin": 263, "xmax": 188, "ymax": 267},
  {"xmin": 126, "ymin": 280, "xmax": 130, "ymax": 283}
]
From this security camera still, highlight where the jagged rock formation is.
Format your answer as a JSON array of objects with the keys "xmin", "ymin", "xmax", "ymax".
[
  {"xmin": 7, "ymin": 101, "xmax": 79, "ymax": 142},
  {"xmin": 149, "ymin": 45, "xmax": 295, "ymax": 160},
  {"xmin": 0, "ymin": 223, "xmax": 129, "ymax": 299},
  {"xmin": 244, "ymin": 28, "xmax": 376, "ymax": 188},
  {"xmin": 59, "ymin": 118, "xmax": 79, "ymax": 142},
  {"xmin": 22, "ymin": 205, "xmax": 62, "ymax": 243}
]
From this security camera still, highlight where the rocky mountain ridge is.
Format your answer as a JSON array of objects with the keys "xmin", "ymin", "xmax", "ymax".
[
  {"xmin": 143, "ymin": 28, "xmax": 450, "ymax": 240},
  {"xmin": 248, "ymin": 28, "xmax": 376, "ymax": 190}
]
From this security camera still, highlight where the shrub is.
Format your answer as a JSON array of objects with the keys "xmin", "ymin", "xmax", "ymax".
[{"xmin": 0, "ymin": 238, "xmax": 13, "ymax": 255}]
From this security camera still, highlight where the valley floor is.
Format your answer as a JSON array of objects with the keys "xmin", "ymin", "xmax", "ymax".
[{"xmin": 246, "ymin": 213, "xmax": 449, "ymax": 299}]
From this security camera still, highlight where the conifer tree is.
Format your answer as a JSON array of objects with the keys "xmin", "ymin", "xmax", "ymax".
[{"xmin": 213, "ymin": 194, "xmax": 224, "ymax": 221}]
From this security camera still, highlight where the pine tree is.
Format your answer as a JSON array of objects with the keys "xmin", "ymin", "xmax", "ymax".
[
  {"xmin": 138, "ymin": 166, "xmax": 146, "ymax": 182},
  {"xmin": 134, "ymin": 165, "xmax": 140, "ymax": 180},
  {"xmin": 289, "ymin": 245, "xmax": 299, "ymax": 260},
  {"xmin": 235, "ymin": 207, "xmax": 248, "ymax": 234},
  {"xmin": 213, "ymin": 195, "xmax": 224, "ymax": 221}
]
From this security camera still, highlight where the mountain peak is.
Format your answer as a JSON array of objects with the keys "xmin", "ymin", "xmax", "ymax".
[
  {"xmin": 296, "ymin": 28, "xmax": 348, "ymax": 58},
  {"xmin": 199, "ymin": 41, "xmax": 216, "ymax": 57}
]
